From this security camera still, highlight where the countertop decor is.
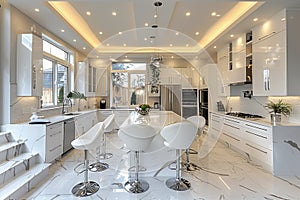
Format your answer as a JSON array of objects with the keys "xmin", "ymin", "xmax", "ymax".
[
  {"xmin": 136, "ymin": 104, "xmax": 151, "ymax": 115},
  {"xmin": 264, "ymin": 99, "xmax": 292, "ymax": 124}
]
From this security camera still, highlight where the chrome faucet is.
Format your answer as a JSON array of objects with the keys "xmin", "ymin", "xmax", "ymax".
[{"xmin": 62, "ymin": 98, "xmax": 72, "ymax": 114}]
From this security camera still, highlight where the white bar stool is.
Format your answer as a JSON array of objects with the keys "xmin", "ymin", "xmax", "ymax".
[
  {"xmin": 160, "ymin": 121, "xmax": 197, "ymax": 191},
  {"xmin": 185, "ymin": 116, "xmax": 206, "ymax": 171},
  {"xmin": 71, "ymin": 122, "xmax": 104, "ymax": 197},
  {"xmin": 118, "ymin": 124, "xmax": 157, "ymax": 193},
  {"xmin": 89, "ymin": 114, "xmax": 115, "ymax": 172}
]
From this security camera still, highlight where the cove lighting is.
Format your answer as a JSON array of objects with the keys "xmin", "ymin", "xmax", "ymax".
[
  {"xmin": 199, "ymin": 2, "xmax": 259, "ymax": 48},
  {"xmin": 48, "ymin": 1, "xmax": 100, "ymax": 48}
]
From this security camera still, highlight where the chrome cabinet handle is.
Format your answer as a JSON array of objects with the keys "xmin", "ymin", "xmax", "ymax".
[
  {"xmin": 245, "ymin": 143, "xmax": 267, "ymax": 154},
  {"xmin": 258, "ymin": 31, "xmax": 276, "ymax": 41},
  {"xmin": 245, "ymin": 130, "xmax": 267, "ymax": 139},
  {"xmin": 223, "ymin": 133, "xmax": 240, "ymax": 141}
]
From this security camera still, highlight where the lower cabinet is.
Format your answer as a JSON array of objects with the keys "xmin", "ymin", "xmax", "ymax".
[
  {"xmin": 210, "ymin": 112, "xmax": 273, "ymax": 172},
  {"xmin": 74, "ymin": 111, "xmax": 98, "ymax": 138},
  {"xmin": 45, "ymin": 122, "xmax": 64, "ymax": 162}
]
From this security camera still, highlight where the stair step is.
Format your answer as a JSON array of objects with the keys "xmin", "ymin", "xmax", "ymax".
[
  {"xmin": 0, "ymin": 132, "xmax": 11, "ymax": 138},
  {"xmin": 0, "ymin": 152, "xmax": 39, "ymax": 185},
  {"xmin": 0, "ymin": 163, "xmax": 50, "ymax": 200},
  {"xmin": 0, "ymin": 141, "xmax": 26, "ymax": 162},
  {"xmin": 0, "ymin": 132, "xmax": 11, "ymax": 146}
]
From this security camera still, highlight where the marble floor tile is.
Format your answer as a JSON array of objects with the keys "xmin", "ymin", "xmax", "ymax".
[{"xmin": 22, "ymin": 132, "xmax": 300, "ymax": 200}]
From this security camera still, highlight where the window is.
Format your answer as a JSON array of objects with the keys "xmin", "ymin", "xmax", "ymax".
[
  {"xmin": 41, "ymin": 35, "xmax": 73, "ymax": 108},
  {"xmin": 42, "ymin": 58, "xmax": 68, "ymax": 107},
  {"xmin": 111, "ymin": 63, "xmax": 146, "ymax": 107}
]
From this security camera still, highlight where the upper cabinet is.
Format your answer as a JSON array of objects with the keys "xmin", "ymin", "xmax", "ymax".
[
  {"xmin": 17, "ymin": 34, "xmax": 43, "ymax": 96},
  {"xmin": 77, "ymin": 60, "xmax": 108, "ymax": 97},
  {"xmin": 252, "ymin": 9, "xmax": 300, "ymax": 96},
  {"xmin": 217, "ymin": 33, "xmax": 252, "ymax": 86}
]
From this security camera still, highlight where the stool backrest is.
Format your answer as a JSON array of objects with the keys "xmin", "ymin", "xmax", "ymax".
[
  {"xmin": 72, "ymin": 122, "xmax": 104, "ymax": 150},
  {"xmin": 104, "ymin": 114, "xmax": 115, "ymax": 133},
  {"xmin": 160, "ymin": 121, "xmax": 197, "ymax": 150},
  {"xmin": 187, "ymin": 116, "xmax": 206, "ymax": 133},
  {"xmin": 118, "ymin": 124, "xmax": 158, "ymax": 151}
]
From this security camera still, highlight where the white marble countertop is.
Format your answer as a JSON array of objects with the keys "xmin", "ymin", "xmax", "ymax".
[{"xmin": 211, "ymin": 111, "xmax": 300, "ymax": 127}]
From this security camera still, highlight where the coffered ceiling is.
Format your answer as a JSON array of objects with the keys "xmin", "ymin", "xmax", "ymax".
[{"xmin": 7, "ymin": 0, "xmax": 300, "ymax": 60}]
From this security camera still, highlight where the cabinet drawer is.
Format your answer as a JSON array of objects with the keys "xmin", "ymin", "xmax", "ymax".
[
  {"xmin": 244, "ymin": 142, "xmax": 273, "ymax": 165},
  {"xmin": 243, "ymin": 122, "xmax": 272, "ymax": 150},
  {"xmin": 46, "ymin": 124, "xmax": 63, "ymax": 150},
  {"xmin": 46, "ymin": 144, "xmax": 63, "ymax": 162},
  {"xmin": 220, "ymin": 132, "xmax": 242, "ymax": 149},
  {"xmin": 210, "ymin": 114, "xmax": 224, "ymax": 130},
  {"xmin": 223, "ymin": 117, "xmax": 242, "ymax": 137}
]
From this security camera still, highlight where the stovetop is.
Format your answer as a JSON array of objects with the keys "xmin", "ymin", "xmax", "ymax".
[{"xmin": 225, "ymin": 112, "xmax": 263, "ymax": 119}]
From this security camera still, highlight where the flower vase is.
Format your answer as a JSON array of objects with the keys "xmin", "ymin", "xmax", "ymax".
[{"xmin": 271, "ymin": 114, "xmax": 281, "ymax": 125}]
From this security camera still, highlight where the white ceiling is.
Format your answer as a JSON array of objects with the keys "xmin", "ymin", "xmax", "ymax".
[{"xmin": 7, "ymin": 0, "xmax": 300, "ymax": 60}]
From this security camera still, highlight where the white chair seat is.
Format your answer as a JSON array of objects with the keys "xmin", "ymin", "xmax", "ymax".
[
  {"xmin": 71, "ymin": 122, "xmax": 104, "ymax": 151},
  {"xmin": 160, "ymin": 121, "xmax": 198, "ymax": 150},
  {"xmin": 187, "ymin": 116, "xmax": 206, "ymax": 133},
  {"xmin": 118, "ymin": 124, "xmax": 158, "ymax": 151},
  {"xmin": 104, "ymin": 114, "xmax": 115, "ymax": 133}
]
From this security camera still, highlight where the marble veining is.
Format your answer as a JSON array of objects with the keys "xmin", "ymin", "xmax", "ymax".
[{"xmin": 21, "ymin": 131, "xmax": 300, "ymax": 200}]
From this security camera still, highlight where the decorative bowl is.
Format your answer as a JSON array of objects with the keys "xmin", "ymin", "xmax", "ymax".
[{"xmin": 135, "ymin": 107, "xmax": 150, "ymax": 115}]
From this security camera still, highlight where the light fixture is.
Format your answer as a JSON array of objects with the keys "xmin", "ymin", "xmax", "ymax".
[
  {"xmin": 112, "ymin": 11, "xmax": 117, "ymax": 16},
  {"xmin": 61, "ymin": 29, "xmax": 65, "ymax": 32},
  {"xmin": 211, "ymin": 12, "xmax": 217, "ymax": 16},
  {"xmin": 83, "ymin": 47, "xmax": 86, "ymax": 50},
  {"xmin": 186, "ymin": 12, "xmax": 191, "ymax": 16},
  {"xmin": 99, "ymin": 31, "xmax": 103, "ymax": 35},
  {"xmin": 145, "ymin": 23, "xmax": 149, "ymax": 27},
  {"xmin": 253, "ymin": 17, "xmax": 258, "ymax": 22},
  {"xmin": 86, "ymin": 11, "xmax": 91, "ymax": 16},
  {"xmin": 34, "ymin": 8, "xmax": 40, "ymax": 12},
  {"xmin": 152, "ymin": 1, "xmax": 162, "ymax": 29},
  {"xmin": 213, "ymin": 45, "xmax": 217, "ymax": 49},
  {"xmin": 73, "ymin": 39, "xmax": 77, "ymax": 42},
  {"xmin": 230, "ymin": 34, "xmax": 234, "ymax": 38},
  {"xmin": 118, "ymin": 32, "xmax": 122, "ymax": 35},
  {"xmin": 195, "ymin": 32, "xmax": 200, "ymax": 35}
]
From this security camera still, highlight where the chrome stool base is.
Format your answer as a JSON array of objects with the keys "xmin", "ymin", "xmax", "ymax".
[
  {"xmin": 98, "ymin": 153, "xmax": 113, "ymax": 160},
  {"xmin": 89, "ymin": 162, "xmax": 109, "ymax": 172},
  {"xmin": 71, "ymin": 181, "xmax": 100, "ymax": 197},
  {"xmin": 166, "ymin": 177, "xmax": 191, "ymax": 191},
  {"xmin": 124, "ymin": 180, "xmax": 149, "ymax": 193},
  {"xmin": 184, "ymin": 162, "xmax": 199, "ymax": 171}
]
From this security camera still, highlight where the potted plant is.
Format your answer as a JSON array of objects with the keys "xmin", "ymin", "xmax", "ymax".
[
  {"xmin": 264, "ymin": 99, "xmax": 292, "ymax": 124},
  {"xmin": 67, "ymin": 91, "xmax": 87, "ymax": 111},
  {"xmin": 136, "ymin": 103, "xmax": 151, "ymax": 115}
]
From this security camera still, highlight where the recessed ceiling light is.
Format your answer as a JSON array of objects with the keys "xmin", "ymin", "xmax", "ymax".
[
  {"xmin": 169, "ymin": 44, "xmax": 173, "ymax": 47},
  {"xmin": 171, "ymin": 56, "xmax": 174, "ymax": 59},
  {"xmin": 154, "ymin": 14, "xmax": 158, "ymax": 18},
  {"xmin": 86, "ymin": 11, "xmax": 91, "ymax": 16},
  {"xmin": 34, "ymin": 8, "xmax": 40, "ymax": 12},
  {"xmin": 186, "ymin": 44, "xmax": 189, "ymax": 47},
  {"xmin": 83, "ymin": 47, "xmax": 86, "ymax": 50},
  {"xmin": 154, "ymin": 1, "xmax": 163, "ymax": 7},
  {"xmin": 73, "ymin": 39, "xmax": 76, "ymax": 42},
  {"xmin": 123, "ymin": 44, "xmax": 127, "ymax": 46},
  {"xmin": 253, "ymin": 18, "xmax": 258, "ymax": 22},
  {"xmin": 99, "ymin": 31, "xmax": 103, "ymax": 35},
  {"xmin": 216, "ymin": 14, "xmax": 221, "ymax": 17},
  {"xmin": 195, "ymin": 32, "xmax": 200, "ymax": 35},
  {"xmin": 186, "ymin": 12, "xmax": 191, "ymax": 16},
  {"xmin": 61, "ymin": 29, "xmax": 65, "ymax": 32},
  {"xmin": 144, "ymin": 38, "xmax": 147, "ymax": 41},
  {"xmin": 112, "ymin": 11, "xmax": 117, "ymax": 16},
  {"xmin": 211, "ymin": 12, "xmax": 217, "ymax": 16},
  {"xmin": 96, "ymin": 56, "xmax": 99, "ymax": 58},
  {"xmin": 230, "ymin": 34, "xmax": 234, "ymax": 38},
  {"xmin": 213, "ymin": 45, "xmax": 217, "ymax": 49},
  {"xmin": 118, "ymin": 32, "xmax": 122, "ymax": 35},
  {"xmin": 281, "ymin": 17, "xmax": 286, "ymax": 21},
  {"xmin": 175, "ymin": 32, "xmax": 179, "ymax": 35},
  {"xmin": 106, "ymin": 43, "xmax": 110, "ymax": 46},
  {"xmin": 145, "ymin": 23, "xmax": 149, "ymax": 27}
]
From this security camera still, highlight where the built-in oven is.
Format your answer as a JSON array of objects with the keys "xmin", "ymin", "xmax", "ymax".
[
  {"xmin": 182, "ymin": 89, "xmax": 198, "ymax": 118},
  {"xmin": 199, "ymin": 89, "xmax": 209, "ymax": 125}
]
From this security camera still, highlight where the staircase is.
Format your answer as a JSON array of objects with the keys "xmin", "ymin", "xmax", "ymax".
[{"xmin": 0, "ymin": 131, "xmax": 50, "ymax": 200}]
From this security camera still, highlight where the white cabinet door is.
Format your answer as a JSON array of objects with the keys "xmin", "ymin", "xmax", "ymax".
[
  {"xmin": 96, "ymin": 68, "xmax": 108, "ymax": 96},
  {"xmin": 77, "ymin": 62, "xmax": 98, "ymax": 97},
  {"xmin": 159, "ymin": 68, "xmax": 181, "ymax": 85},
  {"xmin": 253, "ymin": 30, "xmax": 286, "ymax": 96},
  {"xmin": 45, "ymin": 122, "xmax": 64, "ymax": 162},
  {"xmin": 17, "ymin": 34, "xmax": 43, "ymax": 96},
  {"xmin": 252, "ymin": 9, "xmax": 285, "ymax": 44}
]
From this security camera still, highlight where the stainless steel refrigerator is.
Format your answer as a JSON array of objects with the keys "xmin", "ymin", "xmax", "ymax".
[{"xmin": 160, "ymin": 84, "xmax": 182, "ymax": 116}]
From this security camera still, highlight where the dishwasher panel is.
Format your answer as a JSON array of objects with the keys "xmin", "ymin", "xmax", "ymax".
[{"xmin": 63, "ymin": 119, "xmax": 75, "ymax": 154}]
